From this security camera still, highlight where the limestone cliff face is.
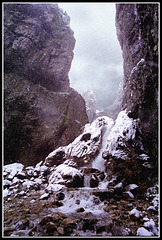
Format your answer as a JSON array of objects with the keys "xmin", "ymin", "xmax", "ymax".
[
  {"xmin": 4, "ymin": 3, "xmax": 88, "ymax": 166},
  {"xmin": 115, "ymin": 4, "xmax": 159, "ymax": 162}
]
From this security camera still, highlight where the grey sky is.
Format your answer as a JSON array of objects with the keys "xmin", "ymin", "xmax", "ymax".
[{"xmin": 58, "ymin": 3, "xmax": 123, "ymax": 109}]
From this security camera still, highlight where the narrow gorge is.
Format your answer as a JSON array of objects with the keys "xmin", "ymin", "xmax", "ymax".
[{"xmin": 3, "ymin": 3, "xmax": 159, "ymax": 237}]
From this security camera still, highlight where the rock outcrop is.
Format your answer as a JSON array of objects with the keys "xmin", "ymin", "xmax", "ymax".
[
  {"xmin": 95, "ymin": 80, "xmax": 123, "ymax": 120},
  {"xmin": 82, "ymin": 90, "xmax": 97, "ymax": 123},
  {"xmin": 4, "ymin": 3, "xmax": 88, "ymax": 166},
  {"xmin": 115, "ymin": 4, "xmax": 158, "ymax": 163}
]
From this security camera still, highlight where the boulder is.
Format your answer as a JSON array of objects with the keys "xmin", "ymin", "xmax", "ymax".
[
  {"xmin": 90, "ymin": 174, "xmax": 99, "ymax": 188},
  {"xmin": 44, "ymin": 147, "xmax": 66, "ymax": 167},
  {"xmin": 129, "ymin": 208, "xmax": 142, "ymax": 221},
  {"xmin": 48, "ymin": 163, "xmax": 84, "ymax": 188}
]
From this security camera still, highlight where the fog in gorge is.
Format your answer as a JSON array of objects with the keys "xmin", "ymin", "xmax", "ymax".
[{"xmin": 58, "ymin": 3, "xmax": 123, "ymax": 110}]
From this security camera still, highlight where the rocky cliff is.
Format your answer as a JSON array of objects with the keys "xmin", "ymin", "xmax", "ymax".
[
  {"xmin": 115, "ymin": 4, "xmax": 158, "ymax": 163},
  {"xmin": 4, "ymin": 3, "xmax": 88, "ymax": 166}
]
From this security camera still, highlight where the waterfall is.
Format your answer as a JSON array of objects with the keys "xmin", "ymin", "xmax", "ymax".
[
  {"xmin": 84, "ymin": 175, "xmax": 91, "ymax": 188},
  {"xmin": 92, "ymin": 125, "xmax": 112, "ymax": 172}
]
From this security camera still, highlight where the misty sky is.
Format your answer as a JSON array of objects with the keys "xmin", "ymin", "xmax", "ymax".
[{"xmin": 58, "ymin": 3, "xmax": 123, "ymax": 110}]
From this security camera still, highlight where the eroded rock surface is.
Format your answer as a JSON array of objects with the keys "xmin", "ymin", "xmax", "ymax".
[
  {"xmin": 4, "ymin": 3, "xmax": 88, "ymax": 166},
  {"xmin": 115, "ymin": 4, "xmax": 158, "ymax": 162}
]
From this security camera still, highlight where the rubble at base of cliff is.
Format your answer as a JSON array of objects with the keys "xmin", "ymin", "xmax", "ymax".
[
  {"xmin": 3, "ymin": 111, "xmax": 159, "ymax": 237},
  {"xmin": 3, "ymin": 161, "xmax": 159, "ymax": 237}
]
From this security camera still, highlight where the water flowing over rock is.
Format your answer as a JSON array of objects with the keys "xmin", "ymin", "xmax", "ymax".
[
  {"xmin": 4, "ymin": 3, "xmax": 88, "ymax": 166},
  {"xmin": 3, "ymin": 3, "xmax": 159, "ymax": 237},
  {"xmin": 45, "ymin": 116, "xmax": 114, "ymax": 168}
]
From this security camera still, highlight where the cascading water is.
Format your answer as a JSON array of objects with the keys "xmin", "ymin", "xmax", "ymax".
[
  {"xmin": 49, "ymin": 120, "xmax": 114, "ymax": 218},
  {"xmin": 92, "ymin": 124, "xmax": 113, "ymax": 172}
]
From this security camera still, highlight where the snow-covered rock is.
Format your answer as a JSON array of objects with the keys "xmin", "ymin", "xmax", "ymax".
[
  {"xmin": 144, "ymin": 219, "xmax": 158, "ymax": 236},
  {"xmin": 44, "ymin": 147, "xmax": 66, "ymax": 167},
  {"xmin": 82, "ymin": 89, "xmax": 97, "ymax": 123},
  {"xmin": 137, "ymin": 227, "xmax": 153, "ymax": 236},
  {"xmin": 39, "ymin": 192, "xmax": 49, "ymax": 200},
  {"xmin": 45, "ymin": 116, "xmax": 114, "ymax": 168},
  {"xmin": 129, "ymin": 208, "xmax": 142, "ymax": 220},
  {"xmin": 3, "ymin": 163, "xmax": 24, "ymax": 180},
  {"xmin": 146, "ymin": 184, "xmax": 159, "ymax": 213},
  {"xmin": 107, "ymin": 110, "xmax": 140, "ymax": 159},
  {"xmin": 48, "ymin": 162, "xmax": 84, "ymax": 188},
  {"xmin": 67, "ymin": 116, "xmax": 114, "ymax": 162},
  {"xmin": 125, "ymin": 184, "xmax": 139, "ymax": 195},
  {"xmin": 123, "ymin": 191, "xmax": 134, "ymax": 199}
]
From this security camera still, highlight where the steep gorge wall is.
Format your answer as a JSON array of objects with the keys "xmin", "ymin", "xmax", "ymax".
[
  {"xmin": 4, "ymin": 3, "xmax": 88, "ymax": 166},
  {"xmin": 115, "ymin": 4, "xmax": 158, "ymax": 162}
]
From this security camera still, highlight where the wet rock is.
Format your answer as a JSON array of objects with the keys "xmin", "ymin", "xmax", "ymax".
[
  {"xmin": 76, "ymin": 207, "xmax": 85, "ymax": 213},
  {"xmin": 82, "ymin": 219, "xmax": 96, "ymax": 231},
  {"xmin": 90, "ymin": 174, "xmax": 99, "ymax": 188},
  {"xmin": 39, "ymin": 216, "xmax": 54, "ymax": 226},
  {"xmin": 123, "ymin": 191, "xmax": 134, "ymax": 199},
  {"xmin": 46, "ymin": 222, "xmax": 57, "ymax": 235},
  {"xmin": 57, "ymin": 226, "xmax": 64, "ymax": 236},
  {"xmin": 52, "ymin": 212, "xmax": 67, "ymax": 223},
  {"xmin": 75, "ymin": 199, "xmax": 80, "ymax": 205},
  {"xmin": 147, "ymin": 206, "xmax": 158, "ymax": 214},
  {"xmin": 15, "ymin": 218, "xmax": 30, "ymax": 230},
  {"xmin": 52, "ymin": 200, "xmax": 63, "ymax": 207},
  {"xmin": 56, "ymin": 191, "xmax": 65, "ymax": 201},
  {"xmin": 93, "ymin": 189, "xmax": 115, "ymax": 201},
  {"xmin": 62, "ymin": 218, "xmax": 77, "ymax": 235},
  {"xmin": 96, "ymin": 220, "xmax": 113, "ymax": 234},
  {"xmin": 4, "ymin": 227, "xmax": 17, "ymax": 236},
  {"xmin": 97, "ymin": 171, "xmax": 105, "ymax": 181},
  {"xmin": 111, "ymin": 225, "xmax": 132, "ymax": 236}
]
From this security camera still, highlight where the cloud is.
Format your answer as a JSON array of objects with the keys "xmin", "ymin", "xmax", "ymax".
[{"xmin": 58, "ymin": 3, "xmax": 123, "ymax": 109}]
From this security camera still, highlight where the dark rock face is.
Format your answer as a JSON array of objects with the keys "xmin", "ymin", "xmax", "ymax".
[
  {"xmin": 4, "ymin": 3, "xmax": 88, "ymax": 166},
  {"xmin": 4, "ymin": 3, "xmax": 74, "ymax": 91},
  {"xmin": 115, "ymin": 4, "xmax": 159, "ymax": 162}
]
